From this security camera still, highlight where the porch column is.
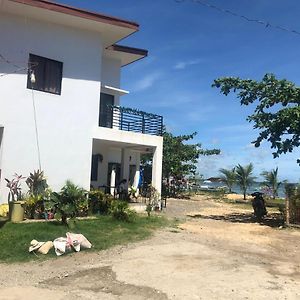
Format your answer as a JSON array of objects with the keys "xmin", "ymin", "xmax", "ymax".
[
  {"xmin": 151, "ymin": 144, "xmax": 163, "ymax": 196},
  {"xmin": 133, "ymin": 152, "xmax": 141, "ymax": 192},
  {"xmin": 121, "ymin": 148, "xmax": 130, "ymax": 189},
  {"xmin": 110, "ymin": 166, "xmax": 116, "ymax": 196}
]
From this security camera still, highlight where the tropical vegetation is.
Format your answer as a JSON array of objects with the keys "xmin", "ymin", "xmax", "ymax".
[
  {"xmin": 261, "ymin": 167, "xmax": 281, "ymax": 199},
  {"xmin": 213, "ymin": 73, "xmax": 300, "ymax": 165},
  {"xmin": 235, "ymin": 163, "xmax": 256, "ymax": 200},
  {"xmin": 219, "ymin": 167, "xmax": 236, "ymax": 193}
]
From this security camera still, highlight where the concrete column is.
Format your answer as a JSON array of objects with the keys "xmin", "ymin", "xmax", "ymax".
[
  {"xmin": 151, "ymin": 143, "xmax": 163, "ymax": 196},
  {"xmin": 120, "ymin": 148, "xmax": 130, "ymax": 189},
  {"xmin": 133, "ymin": 152, "xmax": 141, "ymax": 191},
  {"xmin": 110, "ymin": 166, "xmax": 116, "ymax": 196}
]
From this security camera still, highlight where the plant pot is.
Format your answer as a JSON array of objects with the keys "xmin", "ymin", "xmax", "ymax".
[{"xmin": 10, "ymin": 201, "xmax": 25, "ymax": 223}]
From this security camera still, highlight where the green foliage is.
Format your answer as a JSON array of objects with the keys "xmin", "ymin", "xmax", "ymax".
[
  {"xmin": 0, "ymin": 215, "xmax": 170, "ymax": 263},
  {"xmin": 24, "ymin": 194, "xmax": 43, "ymax": 219},
  {"xmin": 24, "ymin": 170, "xmax": 50, "ymax": 219},
  {"xmin": 26, "ymin": 170, "xmax": 48, "ymax": 196},
  {"xmin": 5, "ymin": 174, "xmax": 25, "ymax": 202},
  {"xmin": 109, "ymin": 200, "xmax": 136, "ymax": 222},
  {"xmin": 162, "ymin": 131, "xmax": 220, "ymax": 179},
  {"xmin": 219, "ymin": 167, "xmax": 236, "ymax": 193},
  {"xmin": 212, "ymin": 73, "xmax": 300, "ymax": 164},
  {"xmin": 88, "ymin": 189, "xmax": 113, "ymax": 215},
  {"xmin": 235, "ymin": 163, "xmax": 256, "ymax": 200},
  {"xmin": 145, "ymin": 185, "xmax": 160, "ymax": 217},
  {"xmin": 261, "ymin": 167, "xmax": 281, "ymax": 199},
  {"xmin": 49, "ymin": 181, "xmax": 87, "ymax": 225}
]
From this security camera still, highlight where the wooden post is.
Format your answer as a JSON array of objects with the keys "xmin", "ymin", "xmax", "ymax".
[{"xmin": 285, "ymin": 196, "xmax": 290, "ymax": 226}]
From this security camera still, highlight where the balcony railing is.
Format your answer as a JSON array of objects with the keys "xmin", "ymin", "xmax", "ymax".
[{"xmin": 99, "ymin": 105, "xmax": 163, "ymax": 136}]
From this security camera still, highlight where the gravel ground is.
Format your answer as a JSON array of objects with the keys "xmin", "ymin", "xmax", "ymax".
[{"xmin": 1, "ymin": 195, "xmax": 300, "ymax": 300}]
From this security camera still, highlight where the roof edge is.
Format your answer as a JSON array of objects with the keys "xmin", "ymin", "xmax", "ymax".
[
  {"xmin": 9, "ymin": 0, "xmax": 139, "ymax": 30},
  {"xmin": 107, "ymin": 44, "xmax": 148, "ymax": 57}
]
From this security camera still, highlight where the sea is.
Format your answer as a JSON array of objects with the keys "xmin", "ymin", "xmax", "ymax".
[{"xmin": 203, "ymin": 182, "xmax": 288, "ymax": 198}]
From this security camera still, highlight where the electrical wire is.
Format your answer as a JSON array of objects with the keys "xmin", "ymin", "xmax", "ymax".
[
  {"xmin": 174, "ymin": 0, "xmax": 300, "ymax": 37},
  {"xmin": 31, "ymin": 85, "xmax": 42, "ymax": 171}
]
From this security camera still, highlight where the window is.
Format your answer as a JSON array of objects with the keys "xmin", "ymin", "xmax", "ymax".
[{"xmin": 27, "ymin": 54, "xmax": 63, "ymax": 95}]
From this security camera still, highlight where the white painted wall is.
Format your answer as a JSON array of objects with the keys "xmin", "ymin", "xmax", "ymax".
[
  {"xmin": 0, "ymin": 12, "xmax": 102, "ymax": 202},
  {"xmin": 0, "ymin": 11, "xmax": 163, "ymax": 203},
  {"xmin": 101, "ymin": 57, "xmax": 121, "ymax": 106}
]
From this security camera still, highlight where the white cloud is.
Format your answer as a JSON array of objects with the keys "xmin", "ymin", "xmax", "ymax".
[
  {"xmin": 132, "ymin": 72, "xmax": 162, "ymax": 92},
  {"xmin": 173, "ymin": 59, "xmax": 203, "ymax": 70},
  {"xmin": 198, "ymin": 145, "xmax": 300, "ymax": 182}
]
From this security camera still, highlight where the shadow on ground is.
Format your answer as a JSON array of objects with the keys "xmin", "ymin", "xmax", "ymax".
[
  {"xmin": 0, "ymin": 218, "xmax": 8, "ymax": 229},
  {"xmin": 189, "ymin": 212, "xmax": 284, "ymax": 228}
]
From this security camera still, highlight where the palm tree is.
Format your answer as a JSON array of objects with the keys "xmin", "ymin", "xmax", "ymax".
[
  {"xmin": 261, "ymin": 167, "xmax": 280, "ymax": 199},
  {"xmin": 235, "ymin": 163, "xmax": 255, "ymax": 200},
  {"xmin": 219, "ymin": 167, "xmax": 236, "ymax": 193}
]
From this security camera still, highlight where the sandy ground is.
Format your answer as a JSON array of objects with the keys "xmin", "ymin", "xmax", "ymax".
[{"xmin": 1, "ymin": 195, "xmax": 300, "ymax": 300}]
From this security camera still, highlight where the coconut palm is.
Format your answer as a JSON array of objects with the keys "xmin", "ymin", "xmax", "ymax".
[
  {"xmin": 235, "ymin": 163, "xmax": 255, "ymax": 200},
  {"xmin": 219, "ymin": 167, "xmax": 236, "ymax": 193},
  {"xmin": 261, "ymin": 167, "xmax": 280, "ymax": 199}
]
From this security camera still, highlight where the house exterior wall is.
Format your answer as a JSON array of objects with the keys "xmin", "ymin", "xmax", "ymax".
[
  {"xmin": 0, "ymin": 10, "xmax": 163, "ymax": 204},
  {"xmin": 0, "ymin": 12, "xmax": 104, "ymax": 202},
  {"xmin": 101, "ymin": 57, "xmax": 122, "ymax": 106}
]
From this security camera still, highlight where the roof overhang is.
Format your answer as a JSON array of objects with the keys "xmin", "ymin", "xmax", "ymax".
[
  {"xmin": 101, "ymin": 85, "xmax": 129, "ymax": 96},
  {"xmin": 105, "ymin": 45, "xmax": 148, "ymax": 67},
  {"xmin": 2, "ymin": 0, "xmax": 139, "ymax": 47}
]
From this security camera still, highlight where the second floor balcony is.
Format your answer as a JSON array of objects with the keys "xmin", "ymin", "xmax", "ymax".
[{"xmin": 99, "ymin": 105, "xmax": 163, "ymax": 137}]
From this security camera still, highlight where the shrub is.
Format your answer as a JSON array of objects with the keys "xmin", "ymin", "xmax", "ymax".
[
  {"xmin": 109, "ymin": 200, "xmax": 136, "ymax": 222},
  {"xmin": 145, "ymin": 185, "xmax": 161, "ymax": 217},
  {"xmin": 49, "ymin": 181, "xmax": 87, "ymax": 225},
  {"xmin": 24, "ymin": 194, "xmax": 43, "ymax": 219},
  {"xmin": 88, "ymin": 189, "xmax": 113, "ymax": 215},
  {"xmin": 26, "ymin": 170, "xmax": 48, "ymax": 196}
]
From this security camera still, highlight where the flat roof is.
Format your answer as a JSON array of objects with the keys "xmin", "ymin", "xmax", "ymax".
[{"xmin": 9, "ymin": 0, "xmax": 139, "ymax": 30}]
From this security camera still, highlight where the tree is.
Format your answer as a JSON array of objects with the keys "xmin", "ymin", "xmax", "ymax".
[
  {"xmin": 141, "ymin": 131, "xmax": 220, "ymax": 185},
  {"xmin": 212, "ymin": 74, "xmax": 300, "ymax": 164},
  {"xmin": 235, "ymin": 163, "xmax": 255, "ymax": 200},
  {"xmin": 261, "ymin": 167, "xmax": 280, "ymax": 199},
  {"xmin": 162, "ymin": 131, "xmax": 220, "ymax": 180},
  {"xmin": 219, "ymin": 167, "xmax": 236, "ymax": 193}
]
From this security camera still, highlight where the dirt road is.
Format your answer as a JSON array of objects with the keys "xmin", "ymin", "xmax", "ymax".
[{"xmin": 1, "ymin": 196, "xmax": 300, "ymax": 299}]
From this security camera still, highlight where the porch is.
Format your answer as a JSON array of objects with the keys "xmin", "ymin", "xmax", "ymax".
[{"xmin": 90, "ymin": 132, "xmax": 163, "ymax": 198}]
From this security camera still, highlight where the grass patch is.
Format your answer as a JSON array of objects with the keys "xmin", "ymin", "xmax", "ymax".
[{"xmin": 0, "ymin": 215, "xmax": 170, "ymax": 264}]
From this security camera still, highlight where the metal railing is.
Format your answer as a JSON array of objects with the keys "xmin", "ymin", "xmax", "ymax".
[{"xmin": 99, "ymin": 105, "xmax": 163, "ymax": 136}]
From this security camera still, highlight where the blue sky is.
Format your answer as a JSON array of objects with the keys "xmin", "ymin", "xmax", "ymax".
[{"xmin": 61, "ymin": 0, "xmax": 300, "ymax": 182}]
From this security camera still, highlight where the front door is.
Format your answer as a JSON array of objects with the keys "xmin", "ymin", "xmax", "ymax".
[{"xmin": 99, "ymin": 93, "xmax": 114, "ymax": 128}]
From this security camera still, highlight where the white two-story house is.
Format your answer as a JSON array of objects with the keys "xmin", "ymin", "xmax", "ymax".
[{"xmin": 0, "ymin": 0, "xmax": 163, "ymax": 202}]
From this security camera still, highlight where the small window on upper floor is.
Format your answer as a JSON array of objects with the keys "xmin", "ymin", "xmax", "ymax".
[{"xmin": 27, "ymin": 54, "xmax": 63, "ymax": 95}]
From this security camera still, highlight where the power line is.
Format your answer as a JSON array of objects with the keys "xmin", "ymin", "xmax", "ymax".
[
  {"xmin": 174, "ymin": 0, "xmax": 300, "ymax": 37},
  {"xmin": 0, "ymin": 53, "xmax": 37, "ymax": 77},
  {"xmin": 0, "ymin": 54, "xmax": 21, "ymax": 69}
]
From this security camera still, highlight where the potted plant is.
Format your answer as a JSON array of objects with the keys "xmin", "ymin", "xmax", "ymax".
[{"xmin": 5, "ymin": 173, "xmax": 26, "ymax": 222}]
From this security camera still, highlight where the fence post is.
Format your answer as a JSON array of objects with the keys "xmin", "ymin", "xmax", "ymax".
[{"xmin": 285, "ymin": 196, "xmax": 290, "ymax": 226}]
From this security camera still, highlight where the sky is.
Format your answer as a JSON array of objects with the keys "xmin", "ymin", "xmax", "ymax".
[{"xmin": 60, "ymin": 0, "xmax": 300, "ymax": 182}]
